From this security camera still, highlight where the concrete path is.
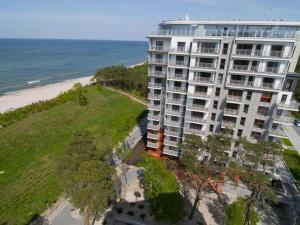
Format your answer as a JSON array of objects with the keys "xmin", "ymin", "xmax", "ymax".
[{"xmin": 283, "ymin": 125, "xmax": 300, "ymax": 153}]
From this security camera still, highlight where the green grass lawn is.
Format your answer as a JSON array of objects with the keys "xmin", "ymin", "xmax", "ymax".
[
  {"xmin": 0, "ymin": 87, "xmax": 146, "ymax": 225},
  {"xmin": 282, "ymin": 150, "xmax": 300, "ymax": 181},
  {"xmin": 281, "ymin": 138, "xmax": 294, "ymax": 147}
]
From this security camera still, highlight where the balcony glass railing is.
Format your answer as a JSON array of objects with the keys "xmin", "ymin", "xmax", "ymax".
[
  {"xmin": 224, "ymin": 108, "xmax": 239, "ymax": 115},
  {"xmin": 185, "ymin": 116, "xmax": 205, "ymax": 123},
  {"xmin": 254, "ymin": 50, "xmax": 263, "ymax": 56},
  {"xmin": 149, "ymin": 45, "xmax": 168, "ymax": 51},
  {"xmin": 168, "ymin": 73, "xmax": 187, "ymax": 80},
  {"xmin": 147, "ymin": 133, "xmax": 158, "ymax": 139},
  {"xmin": 222, "ymin": 121, "xmax": 236, "ymax": 128},
  {"xmin": 273, "ymin": 115, "xmax": 294, "ymax": 124},
  {"xmin": 147, "ymin": 141, "xmax": 158, "ymax": 148},
  {"xmin": 166, "ymin": 86, "xmax": 186, "ymax": 93},
  {"xmin": 165, "ymin": 119, "xmax": 183, "ymax": 126},
  {"xmin": 150, "ymin": 29, "xmax": 296, "ymax": 39},
  {"xmin": 164, "ymin": 129, "xmax": 181, "ymax": 136},
  {"xmin": 186, "ymin": 104, "xmax": 207, "ymax": 111},
  {"xmin": 197, "ymin": 48, "xmax": 218, "ymax": 54},
  {"xmin": 192, "ymin": 76, "xmax": 214, "ymax": 83},
  {"xmin": 270, "ymin": 50, "xmax": 283, "ymax": 58},
  {"xmin": 148, "ymin": 82, "xmax": 162, "ymax": 88},
  {"xmin": 164, "ymin": 139, "xmax": 180, "ymax": 146},
  {"xmin": 148, "ymin": 93, "xmax": 161, "ymax": 99},
  {"xmin": 184, "ymin": 127, "xmax": 205, "ymax": 136},
  {"xmin": 148, "ymin": 114, "xmax": 160, "ymax": 120},
  {"xmin": 265, "ymin": 67, "xmax": 279, "ymax": 74},
  {"xmin": 232, "ymin": 64, "xmax": 249, "ymax": 71},
  {"xmin": 165, "ymin": 109, "xmax": 184, "ymax": 116},
  {"xmin": 227, "ymin": 95, "xmax": 243, "ymax": 102},
  {"xmin": 261, "ymin": 83, "xmax": 274, "ymax": 89},
  {"xmin": 189, "ymin": 92, "xmax": 209, "ymax": 98},
  {"xmin": 149, "ymin": 58, "xmax": 167, "ymax": 64},
  {"xmin": 235, "ymin": 49, "xmax": 252, "ymax": 55},
  {"xmin": 166, "ymin": 98, "xmax": 184, "ymax": 104},
  {"xmin": 148, "ymin": 104, "xmax": 161, "ymax": 110},
  {"xmin": 149, "ymin": 70, "xmax": 166, "ymax": 77},
  {"xmin": 148, "ymin": 123, "xmax": 160, "ymax": 130},
  {"xmin": 195, "ymin": 62, "xmax": 214, "ymax": 69}
]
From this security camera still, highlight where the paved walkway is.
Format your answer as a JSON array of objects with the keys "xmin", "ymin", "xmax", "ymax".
[{"xmin": 283, "ymin": 125, "xmax": 300, "ymax": 154}]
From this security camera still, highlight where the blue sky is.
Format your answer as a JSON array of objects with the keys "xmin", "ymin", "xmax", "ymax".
[{"xmin": 0, "ymin": 0, "xmax": 299, "ymax": 40}]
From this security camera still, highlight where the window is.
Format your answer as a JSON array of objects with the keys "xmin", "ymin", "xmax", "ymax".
[
  {"xmin": 218, "ymin": 74, "xmax": 223, "ymax": 84},
  {"xmin": 209, "ymin": 125, "xmax": 214, "ymax": 132},
  {"xmin": 170, "ymin": 136, "xmax": 177, "ymax": 142},
  {"xmin": 190, "ymin": 123, "xmax": 202, "ymax": 130},
  {"xmin": 211, "ymin": 113, "xmax": 216, "ymax": 121},
  {"xmin": 240, "ymin": 117, "xmax": 246, "ymax": 126},
  {"xmin": 246, "ymin": 91, "xmax": 252, "ymax": 100},
  {"xmin": 222, "ymin": 43, "xmax": 228, "ymax": 54},
  {"xmin": 213, "ymin": 101, "xmax": 218, "ymax": 109},
  {"xmin": 281, "ymin": 94, "xmax": 287, "ymax": 103},
  {"xmin": 257, "ymin": 106, "xmax": 268, "ymax": 116},
  {"xmin": 171, "ymin": 116, "xmax": 179, "ymax": 122},
  {"xmin": 284, "ymin": 79, "xmax": 293, "ymax": 91},
  {"xmin": 215, "ymin": 88, "xmax": 220, "ymax": 97},
  {"xmin": 250, "ymin": 131, "xmax": 261, "ymax": 140},
  {"xmin": 220, "ymin": 59, "xmax": 226, "ymax": 69},
  {"xmin": 237, "ymin": 129, "xmax": 243, "ymax": 137},
  {"xmin": 253, "ymin": 119, "xmax": 264, "ymax": 129},
  {"xmin": 260, "ymin": 92, "xmax": 272, "ymax": 103},
  {"xmin": 243, "ymin": 105, "xmax": 249, "ymax": 113},
  {"xmin": 172, "ymin": 105, "xmax": 180, "ymax": 111},
  {"xmin": 177, "ymin": 42, "xmax": 186, "ymax": 52},
  {"xmin": 195, "ymin": 86, "xmax": 208, "ymax": 93}
]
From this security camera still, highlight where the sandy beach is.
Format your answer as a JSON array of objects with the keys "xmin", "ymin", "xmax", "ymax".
[{"xmin": 0, "ymin": 76, "xmax": 93, "ymax": 113}]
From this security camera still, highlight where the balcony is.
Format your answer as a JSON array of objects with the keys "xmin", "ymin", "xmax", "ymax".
[
  {"xmin": 147, "ymin": 132, "xmax": 158, "ymax": 139},
  {"xmin": 169, "ymin": 60, "xmax": 189, "ymax": 67},
  {"xmin": 164, "ymin": 139, "xmax": 180, "ymax": 147},
  {"xmin": 232, "ymin": 64, "xmax": 249, "ymax": 72},
  {"xmin": 270, "ymin": 50, "xmax": 283, "ymax": 58},
  {"xmin": 278, "ymin": 101, "xmax": 300, "ymax": 111},
  {"xmin": 265, "ymin": 67, "xmax": 279, "ymax": 74},
  {"xmin": 224, "ymin": 108, "xmax": 239, "ymax": 116},
  {"xmin": 227, "ymin": 95, "xmax": 243, "ymax": 102},
  {"xmin": 188, "ymin": 92, "xmax": 210, "ymax": 99},
  {"xmin": 268, "ymin": 128, "xmax": 287, "ymax": 138},
  {"xmin": 168, "ymin": 73, "xmax": 188, "ymax": 81},
  {"xmin": 184, "ymin": 127, "xmax": 205, "ymax": 136},
  {"xmin": 164, "ymin": 119, "xmax": 183, "ymax": 127},
  {"xmin": 254, "ymin": 50, "xmax": 263, "ymax": 56},
  {"xmin": 147, "ymin": 141, "xmax": 158, "ymax": 148},
  {"xmin": 170, "ymin": 46, "xmax": 189, "ymax": 53},
  {"xmin": 164, "ymin": 129, "xmax": 181, "ymax": 137},
  {"xmin": 185, "ymin": 116, "xmax": 206, "ymax": 124},
  {"xmin": 165, "ymin": 109, "xmax": 184, "ymax": 116},
  {"xmin": 235, "ymin": 49, "xmax": 252, "ymax": 55},
  {"xmin": 261, "ymin": 82, "xmax": 274, "ymax": 89},
  {"xmin": 149, "ymin": 58, "xmax": 167, "ymax": 65},
  {"xmin": 148, "ymin": 82, "xmax": 162, "ymax": 89},
  {"xmin": 186, "ymin": 104, "xmax": 207, "ymax": 111},
  {"xmin": 195, "ymin": 62, "xmax": 215, "ymax": 69},
  {"xmin": 228, "ymin": 79, "xmax": 246, "ymax": 86},
  {"xmin": 149, "ymin": 45, "xmax": 169, "ymax": 52},
  {"xmin": 197, "ymin": 48, "xmax": 218, "ymax": 54},
  {"xmin": 148, "ymin": 123, "xmax": 160, "ymax": 130},
  {"xmin": 191, "ymin": 76, "xmax": 214, "ymax": 84},
  {"xmin": 163, "ymin": 147, "xmax": 180, "ymax": 157},
  {"xmin": 149, "ymin": 70, "xmax": 166, "ymax": 78},
  {"xmin": 222, "ymin": 121, "xmax": 236, "ymax": 128},
  {"xmin": 273, "ymin": 115, "xmax": 294, "ymax": 124},
  {"xmin": 148, "ymin": 114, "xmax": 160, "ymax": 121},
  {"xmin": 148, "ymin": 93, "xmax": 161, "ymax": 100},
  {"xmin": 166, "ymin": 86, "xmax": 187, "ymax": 93},
  {"xmin": 166, "ymin": 98, "xmax": 184, "ymax": 105},
  {"xmin": 148, "ymin": 104, "xmax": 161, "ymax": 111}
]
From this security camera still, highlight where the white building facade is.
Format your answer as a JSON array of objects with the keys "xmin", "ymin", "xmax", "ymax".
[{"xmin": 147, "ymin": 20, "xmax": 300, "ymax": 157}]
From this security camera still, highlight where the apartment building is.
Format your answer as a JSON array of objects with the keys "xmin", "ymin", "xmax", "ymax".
[{"xmin": 146, "ymin": 20, "xmax": 300, "ymax": 158}]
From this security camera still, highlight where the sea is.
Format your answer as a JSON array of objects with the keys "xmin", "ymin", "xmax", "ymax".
[{"xmin": 0, "ymin": 39, "xmax": 148, "ymax": 95}]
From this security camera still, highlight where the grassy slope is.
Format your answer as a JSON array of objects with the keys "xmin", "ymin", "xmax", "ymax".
[
  {"xmin": 0, "ymin": 87, "xmax": 145, "ymax": 225},
  {"xmin": 283, "ymin": 150, "xmax": 300, "ymax": 181}
]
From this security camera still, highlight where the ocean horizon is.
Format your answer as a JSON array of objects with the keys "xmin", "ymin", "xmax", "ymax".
[{"xmin": 0, "ymin": 38, "xmax": 148, "ymax": 95}]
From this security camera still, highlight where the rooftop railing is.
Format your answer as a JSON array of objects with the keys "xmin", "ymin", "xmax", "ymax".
[{"xmin": 150, "ymin": 29, "xmax": 296, "ymax": 39}]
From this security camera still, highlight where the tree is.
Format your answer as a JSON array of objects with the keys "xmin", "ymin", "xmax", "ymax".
[
  {"xmin": 235, "ymin": 138, "xmax": 281, "ymax": 225},
  {"xmin": 178, "ymin": 133, "xmax": 233, "ymax": 220},
  {"xmin": 225, "ymin": 198, "xmax": 259, "ymax": 225},
  {"xmin": 57, "ymin": 131, "xmax": 115, "ymax": 225}
]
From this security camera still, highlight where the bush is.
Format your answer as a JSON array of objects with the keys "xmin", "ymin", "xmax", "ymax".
[
  {"xmin": 0, "ymin": 84, "xmax": 87, "ymax": 128},
  {"xmin": 78, "ymin": 93, "xmax": 88, "ymax": 106},
  {"xmin": 139, "ymin": 157, "xmax": 185, "ymax": 223},
  {"xmin": 225, "ymin": 198, "xmax": 259, "ymax": 225}
]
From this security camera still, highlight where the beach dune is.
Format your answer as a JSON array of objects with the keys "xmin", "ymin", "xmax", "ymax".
[{"xmin": 0, "ymin": 76, "xmax": 93, "ymax": 113}]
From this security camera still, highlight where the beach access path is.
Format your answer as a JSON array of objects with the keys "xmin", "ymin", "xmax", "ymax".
[{"xmin": 0, "ymin": 76, "xmax": 92, "ymax": 113}]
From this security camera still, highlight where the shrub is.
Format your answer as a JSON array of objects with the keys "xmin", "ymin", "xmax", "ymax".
[{"xmin": 139, "ymin": 157, "xmax": 185, "ymax": 223}]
